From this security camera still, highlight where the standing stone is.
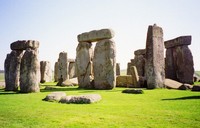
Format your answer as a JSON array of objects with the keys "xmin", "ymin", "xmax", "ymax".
[
  {"xmin": 133, "ymin": 49, "xmax": 146, "ymax": 76},
  {"xmin": 4, "ymin": 54, "xmax": 11, "ymax": 91},
  {"xmin": 40, "ymin": 61, "xmax": 52, "ymax": 83},
  {"xmin": 116, "ymin": 63, "xmax": 120, "ymax": 76},
  {"xmin": 164, "ymin": 36, "xmax": 194, "ymax": 84},
  {"xmin": 54, "ymin": 62, "xmax": 58, "ymax": 82},
  {"xmin": 130, "ymin": 66, "xmax": 139, "ymax": 87},
  {"xmin": 145, "ymin": 24, "xmax": 165, "ymax": 89},
  {"xmin": 127, "ymin": 62, "xmax": 133, "ymax": 75},
  {"xmin": 93, "ymin": 39, "xmax": 116, "ymax": 89},
  {"xmin": 68, "ymin": 62, "xmax": 76, "ymax": 79},
  {"xmin": 76, "ymin": 42, "xmax": 94, "ymax": 89},
  {"xmin": 20, "ymin": 48, "xmax": 40, "ymax": 93},
  {"xmin": 57, "ymin": 52, "xmax": 68, "ymax": 86}
]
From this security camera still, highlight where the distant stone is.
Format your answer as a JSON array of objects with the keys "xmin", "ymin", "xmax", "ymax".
[
  {"xmin": 133, "ymin": 49, "xmax": 146, "ymax": 76},
  {"xmin": 54, "ymin": 62, "xmax": 58, "ymax": 82},
  {"xmin": 164, "ymin": 79, "xmax": 182, "ymax": 89},
  {"xmin": 68, "ymin": 62, "xmax": 76, "ymax": 79},
  {"xmin": 191, "ymin": 85, "xmax": 200, "ymax": 92},
  {"xmin": 122, "ymin": 89, "xmax": 144, "ymax": 94},
  {"xmin": 59, "ymin": 94, "xmax": 102, "ymax": 104},
  {"xmin": 43, "ymin": 92, "xmax": 66, "ymax": 102},
  {"xmin": 10, "ymin": 40, "xmax": 39, "ymax": 50},
  {"xmin": 116, "ymin": 63, "xmax": 120, "ymax": 76},
  {"xmin": 116, "ymin": 75, "xmax": 133, "ymax": 88},
  {"xmin": 130, "ymin": 66, "xmax": 139, "ymax": 87},
  {"xmin": 126, "ymin": 62, "xmax": 133, "ymax": 75},
  {"xmin": 134, "ymin": 49, "xmax": 146, "ymax": 55},
  {"xmin": 78, "ymin": 29, "xmax": 115, "ymax": 42},
  {"xmin": 164, "ymin": 36, "xmax": 191, "ymax": 49},
  {"xmin": 40, "ymin": 61, "xmax": 52, "ymax": 83}
]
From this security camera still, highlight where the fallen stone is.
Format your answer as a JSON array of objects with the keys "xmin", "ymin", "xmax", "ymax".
[
  {"xmin": 178, "ymin": 84, "xmax": 190, "ymax": 90},
  {"xmin": 191, "ymin": 85, "xmax": 200, "ymax": 92},
  {"xmin": 59, "ymin": 94, "xmax": 102, "ymax": 104},
  {"xmin": 122, "ymin": 89, "xmax": 144, "ymax": 94},
  {"xmin": 164, "ymin": 79, "xmax": 182, "ymax": 89},
  {"xmin": 43, "ymin": 92, "xmax": 66, "ymax": 102}
]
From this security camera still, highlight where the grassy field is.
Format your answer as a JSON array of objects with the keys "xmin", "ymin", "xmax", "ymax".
[
  {"xmin": 0, "ymin": 83, "xmax": 200, "ymax": 128},
  {"xmin": 0, "ymin": 73, "xmax": 4, "ymax": 81}
]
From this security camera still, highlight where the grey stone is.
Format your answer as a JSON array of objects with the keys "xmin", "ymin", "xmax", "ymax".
[
  {"xmin": 145, "ymin": 24, "xmax": 165, "ymax": 89},
  {"xmin": 134, "ymin": 49, "xmax": 146, "ymax": 56},
  {"xmin": 4, "ymin": 54, "xmax": 11, "ymax": 90},
  {"xmin": 164, "ymin": 79, "xmax": 182, "ymax": 89},
  {"xmin": 133, "ymin": 49, "xmax": 145, "ymax": 76},
  {"xmin": 130, "ymin": 66, "xmax": 139, "ymax": 87},
  {"xmin": 43, "ymin": 92, "xmax": 66, "ymax": 102},
  {"xmin": 93, "ymin": 39, "xmax": 116, "ymax": 89},
  {"xmin": 20, "ymin": 48, "xmax": 40, "ymax": 93},
  {"xmin": 10, "ymin": 40, "xmax": 39, "ymax": 50},
  {"xmin": 68, "ymin": 62, "xmax": 76, "ymax": 79},
  {"xmin": 164, "ymin": 36, "xmax": 191, "ymax": 49},
  {"xmin": 54, "ymin": 62, "xmax": 58, "ymax": 82},
  {"xmin": 40, "ymin": 61, "xmax": 52, "ymax": 83},
  {"xmin": 122, "ymin": 89, "xmax": 144, "ymax": 94},
  {"xmin": 116, "ymin": 63, "xmax": 120, "ymax": 76},
  {"xmin": 76, "ymin": 42, "xmax": 94, "ymax": 89},
  {"xmin": 78, "ymin": 29, "xmax": 114, "ymax": 42},
  {"xmin": 59, "ymin": 94, "xmax": 102, "ymax": 104},
  {"xmin": 116, "ymin": 75, "xmax": 133, "ymax": 88},
  {"xmin": 191, "ymin": 85, "xmax": 200, "ymax": 91}
]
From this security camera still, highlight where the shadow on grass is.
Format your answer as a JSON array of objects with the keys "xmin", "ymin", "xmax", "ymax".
[{"xmin": 162, "ymin": 96, "xmax": 200, "ymax": 101}]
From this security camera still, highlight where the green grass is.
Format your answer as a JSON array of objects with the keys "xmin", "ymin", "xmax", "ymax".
[
  {"xmin": 196, "ymin": 71, "xmax": 200, "ymax": 77},
  {"xmin": 0, "ymin": 83, "xmax": 200, "ymax": 128},
  {"xmin": 0, "ymin": 73, "xmax": 4, "ymax": 81}
]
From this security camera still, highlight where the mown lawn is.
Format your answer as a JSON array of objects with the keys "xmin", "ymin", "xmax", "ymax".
[{"xmin": 0, "ymin": 83, "xmax": 200, "ymax": 128}]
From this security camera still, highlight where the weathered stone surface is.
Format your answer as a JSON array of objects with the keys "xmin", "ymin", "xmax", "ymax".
[
  {"xmin": 134, "ymin": 49, "xmax": 146, "ymax": 56},
  {"xmin": 164, "ymin": 36, "xmax": 191, "ymax": 49},
  {"xmin": 68, "ymin": 58, "xmax": 75, "ymax": 62},
  {"xmin": 10, "ymin": 40, "xmax": 39, "ymax": 50},
  {"xmin": 76, "ymin": 42, "xmax": 94, "ymax": 89},
  {"xmin": 4, "ymin": 54, "xmax": 11, "ymax": 90},
  {"xmin": 165, "ymin": 36, "xmax": 194, "ymax": 84},
  {"xmin": 126, "ymin": 62, "xmax": 133, "ymax": 75},
  {"xmin": 93, "ymin": 39, "xmax": 116, "ymax": 89},
  {"xmin": 78, "ymin": 29, "xmax": 115, "ymax": 42},
  {"xmin": 59, "ymin": 94, "xmax": 101, "ymax": 104},
  {"xmin": 40, "ymin": 61, "xmax": 52, "ymax": 83},
  {"xmin": 20, "ymin": 48, "xmax": 40, "ymax": 93},
  {"xmin": 191, "ymin": 85, "xmax": 200, "ymax": 91},
  {"xmin": 68, "ymin": 62, "xmax": 76, "ymax": 79},
  {"xmin": 116, "ymin": 63, "xmax": 120, "ymax": 76},
  {"xmin": 164, "ymin": 79, "xmax": 182, "ymax": 89},
  {"xmin": 54, "ymin": 62, "xmax": 58, "ymax": 82},
  {"xmin": 57, "ymin": 52, "xmax": 68, "ymax": 86},
  {"xmin": 130, "ymin": 66, "xmax": 139, "ymax": 87},
  {"xmin": 122, "ymin": 89, "xmax": 144, "ymax": 94},
  {"xmin": 145, "ymin": 24, "xmax": 165, "ymax": 89},
  {"xmin": 116, "ymin": 75, "xmax": 133, "ymax": 87},
  {"xmin": 43, "ymin": 92, "xmax": 66, "ymax": 102}
]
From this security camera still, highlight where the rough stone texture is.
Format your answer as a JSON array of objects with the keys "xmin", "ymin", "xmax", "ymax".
[
  {"xmin": 164, "ymin": 36, "xmax": 191, "ymax": 49},
  {"xmin": 4, "ymin": 50, "xmax": 24, "ymax": 91},
  {"xmin": 68, "ymin": 62, "xmax": 76, "ymax": 79},
  {"xmin": 10, "ymin": 40, "xmax": 39, "ymax": 50},
  {"xmin": 68, "ymin": 58, "xmax": 75, "ymax": 62},
  {"xmin": 116, "ymin": 63, "xmax": 120, "ymax": 76},
  {"xmin": 54, "ymin": 62, "xmax": 58, "ymax": 82},
  {"xmin": 145, "ymin": 24, "xmax": 165, "ymax": 89},
  {"xmin": 93, "ymin": 39, "xmax": 116, "ymax": 89},
  {"xmin": 126, "ymin": 62, "xmax": 133, "ymax": 75},
  {"xmin": 116, "ymin": 75, "xmax": 133, "ymax": 88},
  {"xmin": 43, "ymin": 92, "xmax": 66, "ymax": 102},
  {"xmin": 191, "ymin": 85, "xmax": 200, "ymax": 91},
  {"xmin": 122, "ymin": 89, "xmax": 144, "ymax": 94},
  {"xmin": 78, "ymin": 29, "xmax": 114, "ymax": 42},
  {"xmin": 57, "ymin": 52, "xmax": 68, "ymax": 86},
  {"xmin": 165, "ymin": 36, "xmax": 194, "ymax": 84},
  {"xmin": 59, "ymin": 94, "xmax": 101, "ymax": 104},
  {"xmin": 20, "ymin": 48, "xmax": 40, "ymax": 93},
  {"xmin": 40, "ymin": 61, "xmax": 52, "ymax": 83},
  {"xmin": 130, "ymin": 66, "xmax": 139, "ymax": 87},
  {"xmin": 133, "ymin": 49, "xmax": 146, "ymax": 76},
  {"xmin": 76, "ymin": 42, "xmax": 94, "ymax": 89},
  {"xmin": 164, "ymin": 79, "xmax": 182, "ymax": 89},
  {"xmin": 4, "ymin": 54, "xmax": 11, "ymax": 90}
]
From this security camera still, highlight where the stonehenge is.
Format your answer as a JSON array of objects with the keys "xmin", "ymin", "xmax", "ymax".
[
  {"xmin": 4, "ymin": 40, "xmax": 40, "ymax": 93},
  {"xmin": 164, "ymin": 36, "xmax": 194, "ymax": 84},
  {"xmin": 76, "ymin": 28, "xmax": 116, "ymax": 89},
  {"xmin": 40, "ymin": 61, "xmax": 52, "ymax": 83}
]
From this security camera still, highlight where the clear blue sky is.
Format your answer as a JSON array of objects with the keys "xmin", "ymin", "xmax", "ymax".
[{"xmin": 0, "ymin": 0, "xmax": 200, "ymax": 70}]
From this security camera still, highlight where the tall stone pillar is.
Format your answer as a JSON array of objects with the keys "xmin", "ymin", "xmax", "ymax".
[
  {"xmin": 68, "ymin": 61, "xmax": 76, "ymax": 79},
  {"xmin": 133, "ymin": 49, "xmax": 146, "ymax": 77},
  {"xmin": 40, "ymin": 61, "xmax": 52, "ymax": 83},
  {"xmin": 145, "ymin": 24, "xmax": 165, "ymax": 89},
  {"xmin": 116, "ymin": 63, "xmax": 120, "ymax": 76},
  {"xmin": 54, "ymin": 62, "xmax": 58, "ymax": 82}
]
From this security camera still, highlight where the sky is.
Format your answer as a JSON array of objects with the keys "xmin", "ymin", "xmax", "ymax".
[{"xmin": 0, "ymin": 0, "xmax": 200, "ymax": 71}]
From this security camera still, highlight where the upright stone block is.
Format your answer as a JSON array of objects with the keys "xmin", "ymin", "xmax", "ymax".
[
  {"xmin": 76, "ymin": 42, "xmax": 93, "ymax": 89},
  {"xmin": 54, "ymin": 62, "xmax": 58, "ymax": 82},
  {"xmin": 4, "ymin": 54, "xmax": 11, "ymax": 91},
  {"xmin": 68, "ymin": 62, "xmax": 76, "ymax": 79},
  {"xmin": 133, "ymin": 49, "xmax": 146, "ymax": 76},
  {"xmin": 40, "ymin": 61, "xmax": 52, "ymax": 83},
  {"xmin": 145, "ymin": 24, "xmax": 165, "ymax": 89},
  {"xmin": 130, "ymin": 66, "xmax": 139, "ymax": 87},
  {"xmin": 20, "ymin": 48, "xmax": 40, "ymax": 93},
  {"xmin": 57, "ymin": 52, "xmax": 68, "ymax": 85},
  {"xmin": 127, "ymin": 62, "xmax": 133, "ymax": 75},
  {"xmin": 93, "ymin": 39, "xmax": 116, "ymax": 89},
  {"xmin": 116, "ymin": 63, "xmax": 120, "ymax": 76}
]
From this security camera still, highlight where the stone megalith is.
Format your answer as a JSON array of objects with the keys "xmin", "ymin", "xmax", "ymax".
[
  {"xmin": 40, "ymin": 61, "xmax": 52, "ymax": 83},
  {"xmin": 4, "ymin": 54, "xmax": 11, "ymax": 91},
  {"xmin": 57, "ymin": 52, "xmax": 68, "ymax": 86},
  {"xmin": 20, "ymin": 48, "xmax": 40, "ymax": 93},
  {"xmin": 116, "ymin": 63, "xmax": 120, "ymax": 76},
  {"xmin": 76, "ymin": 42, "xmax": 93, "ymax": 89},
  {"xmin": 133, "ymin": 49, "xmax": 146, "ymax": 77},
  {"xmin": 54, "ymin": 62, "xmax": 58, "ymax": 82},
  {"xmin": 164, "ymin": 36, "xmax": 194, "ymax": 84},
  {"xmin": 127, "ymin": 62, "xmax": 133, "ymax": 75},
  {"xmin": 130, "ymin": 66, "xmax": 139, "ymax": 88},
  {"xmin": 93, "ymin": 39, "xmax": 116, "ymax": 89},
  {"xmin": 145, "ymin": 24, "xmax": 165, "ymax": 89},
  {"xmin": 68, "ymin": 61, "xmax": 76, "ymax": 79}
]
